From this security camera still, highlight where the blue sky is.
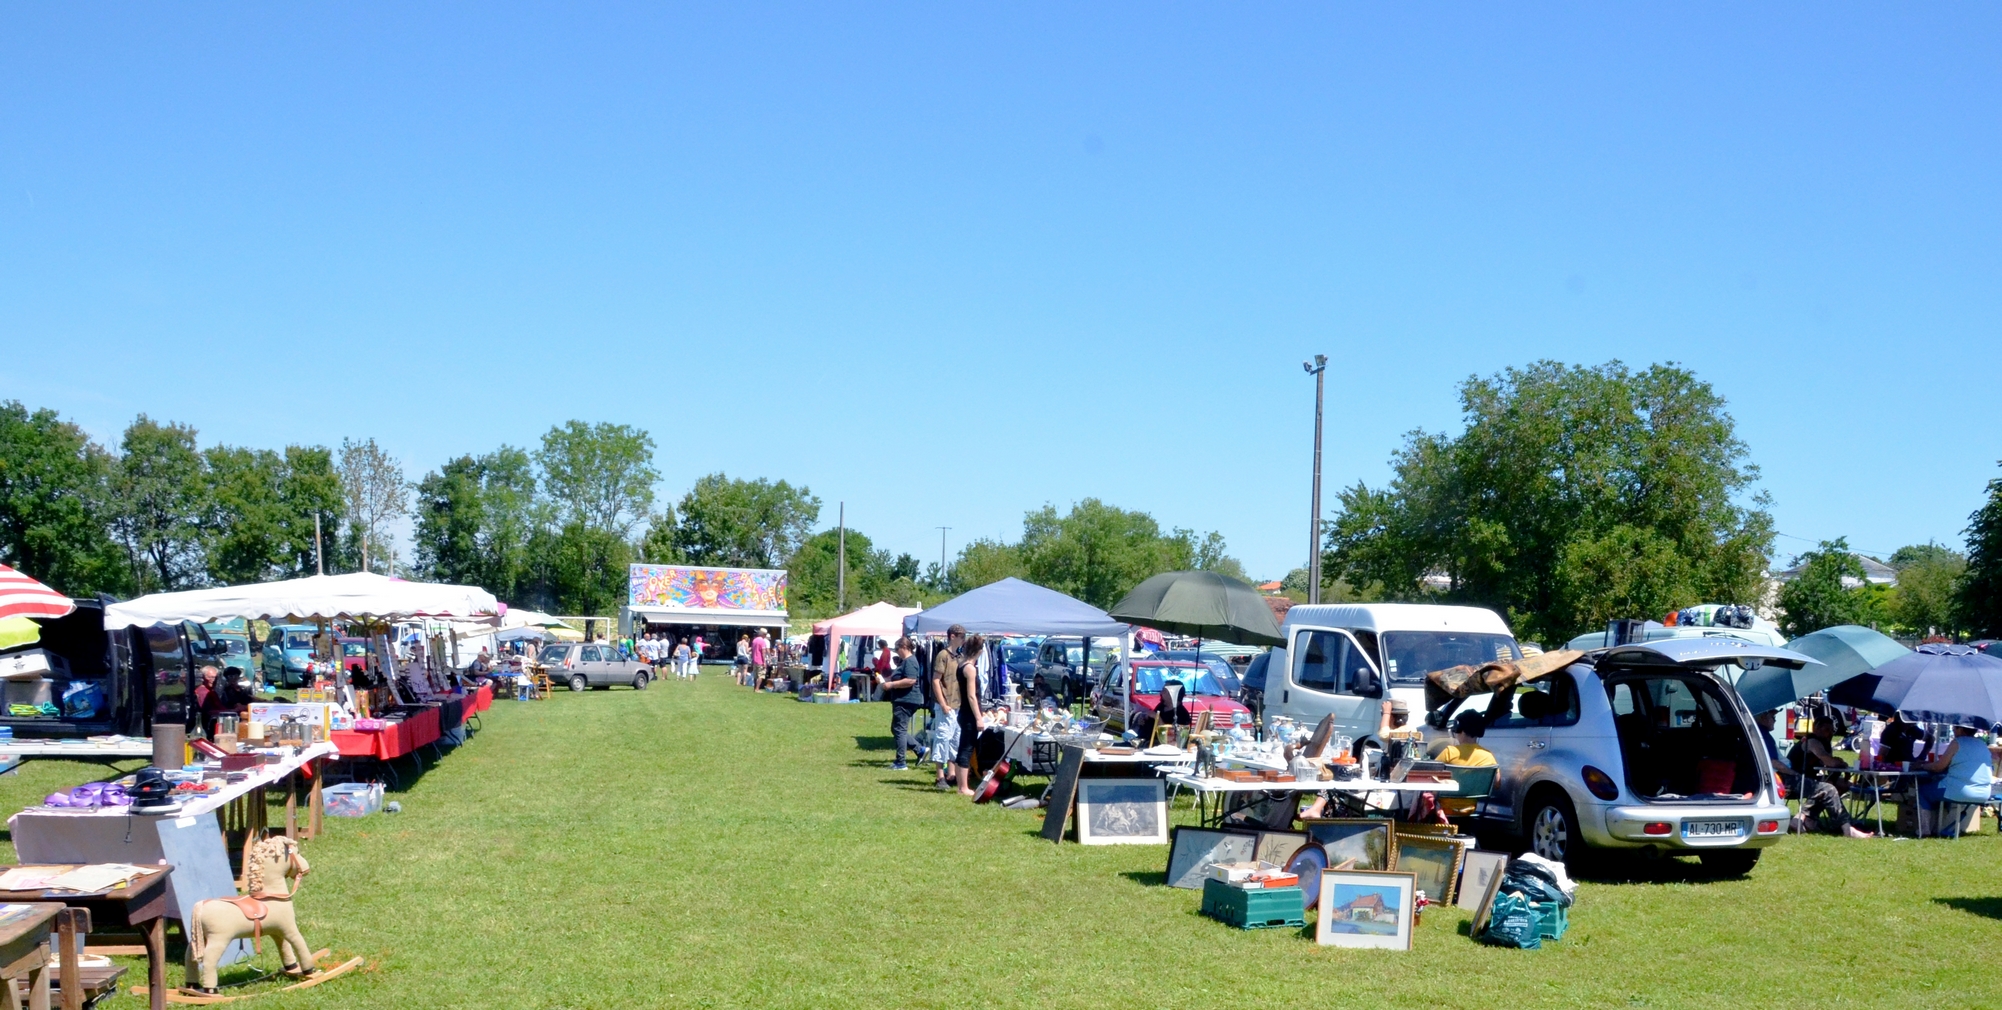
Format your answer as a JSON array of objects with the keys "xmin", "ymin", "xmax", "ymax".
[{"xmin": 3, "ymin": 5, "xmax": 1998, "ymax": 579}]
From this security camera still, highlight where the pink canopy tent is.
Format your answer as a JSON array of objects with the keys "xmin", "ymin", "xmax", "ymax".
[{"xmin": 812, "ymin": 602, "xmax": 921, "ymax": 678}]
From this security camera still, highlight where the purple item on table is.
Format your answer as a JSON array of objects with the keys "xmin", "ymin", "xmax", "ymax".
[{"xmin": 42, "ymin": 792, "xmax": 71, "ymax": 807}]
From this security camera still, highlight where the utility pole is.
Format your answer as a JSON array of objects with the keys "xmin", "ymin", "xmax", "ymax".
[
  {"xmin": 936, "ymin": 527, "xmax": 951, "ymax": 587},
  {"xmin": 313, "ymin": 513, "xmax": 325, "ymax": 576},
  {"xmin": 837, "ymin": 502, "xmax": 846, "ymax": 613},
  {"xmin": 1303, "ymin": 354, "xmax": 1328, "ymax": 604}
]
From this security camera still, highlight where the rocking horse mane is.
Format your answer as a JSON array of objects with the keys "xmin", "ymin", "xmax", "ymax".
[{"xmin": 244, "ymin": 836, "xmax": 298, "ymax": 895}]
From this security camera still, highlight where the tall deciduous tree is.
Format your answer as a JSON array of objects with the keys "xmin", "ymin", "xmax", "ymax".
[
  {"xmin": 1322, "ymin": 360, "xmax": 1773, "ymax": 645},
  {"xmin": 1777, "ymin": 539, "xmax": 1869, "ymax": 638},
  {"xmin": 1016, "ymin": 499, "xmax": 1227, "ymax": 608},
  {"xmin": 1958, "ymin": 465, "xmax": 2002, "ymax": 638},
  {"xmin": 1888, "ymin": 543, "xmax": 1966, "ymax": 637},
  {"xmin": 413, "ymin": 448, "xmax": 541, "ymax": 599},
  {"xmin": 338, "ymin": 437, "xmax": 407, "ymax": 574},
  {"xmin": 670, "ymin": 474, "xmax": 820, "ymax": 568},
  {"xmin": 112, "ymin": 416, "xmax": 209, "ymax": 592},
  {"xmin": 536, "ymin": 422, "xmax": 658, "ymax": 538},
  {"xmin": 0, "ymin": 401, "xmax": 126, "ymax": 595}
]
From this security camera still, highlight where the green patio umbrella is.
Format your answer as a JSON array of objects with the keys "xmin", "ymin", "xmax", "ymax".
[
  {"xmin": 1736, "ymin": 624, "xmax": 1909, "ymax": 714},
  {"xmin": 1108, "ymin": 570, "xmax": 1284, "ymax": 647}
]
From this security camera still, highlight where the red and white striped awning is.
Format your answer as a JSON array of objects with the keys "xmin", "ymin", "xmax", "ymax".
[{"xmin": 0, "ymin": 565, "xmax": 76, "ymax": 622}]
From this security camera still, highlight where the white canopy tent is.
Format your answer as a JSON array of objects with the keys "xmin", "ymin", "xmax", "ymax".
[{"xmin": 105, "ymin": 572, "xmax": 502, "ymax": 627}]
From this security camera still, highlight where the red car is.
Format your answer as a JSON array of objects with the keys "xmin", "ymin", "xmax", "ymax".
[{"xmin": 1094, "ymin": 659, "xmax": 1252, "ymax": 735}]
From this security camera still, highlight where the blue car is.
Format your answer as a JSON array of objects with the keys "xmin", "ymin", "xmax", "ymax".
[
  {"xmin": 261, "ymin": 624, "xmax": 319, "ymax": 688},
  {"xmin": 1156, "ymin": 651, "xmax": 1244, "ymax": 697}
]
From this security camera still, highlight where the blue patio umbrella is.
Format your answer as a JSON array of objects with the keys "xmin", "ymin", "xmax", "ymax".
[
  {"xmin": 1737, "ymin": 625, "xmax": 1909, "ymax": 714},
  {"xmin": 1827, "ymin": 643, "xmax": 2002, "ymax": 730}
]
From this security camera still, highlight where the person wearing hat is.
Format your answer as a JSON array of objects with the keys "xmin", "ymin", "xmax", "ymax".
[{"xmin": 1436, "ymin": 711, "xmax": 1497, "ymax": 817}]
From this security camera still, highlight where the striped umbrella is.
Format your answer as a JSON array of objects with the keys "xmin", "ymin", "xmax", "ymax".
[{"xmin": 0, "ymin": 565, "xmax": 76, "ymax": 622}]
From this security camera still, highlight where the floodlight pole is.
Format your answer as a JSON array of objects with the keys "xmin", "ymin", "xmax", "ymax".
[
  {"xmin": 1304, "ymin": 354, "xmax": 1328, "ymax": 604},
  {"xmin": 837, "ymin": 502, "xmax": 846, "ymax": 613},
  {"xmin": 937, "ymin": 527, "xmax": 950, "ymax": 586}
]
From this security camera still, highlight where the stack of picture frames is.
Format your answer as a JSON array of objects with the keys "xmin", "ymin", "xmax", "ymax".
[{"xmin": 1168, "ymin": 817, "xmax": 1511, "ymax": 951}]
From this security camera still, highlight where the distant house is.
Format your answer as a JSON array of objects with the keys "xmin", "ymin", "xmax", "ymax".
[
  {"xmin": 1772, "ymin": 553, "xmax": 1899, "ymax": 590},
  {"xmin": 1258, "ymin": 581, "xmax": 1284, "ymax": 594},
  {"xmin": 1332, "ymin": 890, "xmax": 1397, "ymax": 923}
]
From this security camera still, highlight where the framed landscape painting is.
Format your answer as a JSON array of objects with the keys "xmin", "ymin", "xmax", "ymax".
[
  {"xmin": 1164, "ymin": 828, "xmax": 1257, "ymax": 889},
  {"xmin": 1316, "ymin": 870, "xmax": 1417, "ymax": 950},
  {"xmin": 1075, "ymin": 779, "xmax": 1168, "ymax": 845},
  {"xmin": 1390, "ymin": 834, "xmax": 1469, "ymax": 906},
  {"xmin": 1301, "ymin": 819, "xmax": 1391, "ymax": 871},
  {"xmin": 1253, "ymin": 830, "xmax": 1308, "ymax": 868}
]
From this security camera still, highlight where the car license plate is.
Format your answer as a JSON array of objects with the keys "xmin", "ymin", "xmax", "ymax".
[{"xmin": 1684, "ymin": 820, "xmax": 1742, "ymax": 838}]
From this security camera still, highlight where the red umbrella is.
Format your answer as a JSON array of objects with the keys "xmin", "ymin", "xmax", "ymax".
[{"xmin": 0, "ymin": 565, "xmax": 76, "ymax": 622}]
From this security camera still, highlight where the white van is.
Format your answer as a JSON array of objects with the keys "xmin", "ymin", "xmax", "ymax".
[{"xmin": 1264, "ymin": 604, "xmax": 1521, "ymax": 750}]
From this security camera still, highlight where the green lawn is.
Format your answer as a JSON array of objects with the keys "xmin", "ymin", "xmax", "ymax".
[{"xmin": 7, "ymin": 674, "xmax": 1999, "ymax": 1008}]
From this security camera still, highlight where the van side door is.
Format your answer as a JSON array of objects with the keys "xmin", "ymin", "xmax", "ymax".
[{"xmin": 1285, "ymin": 629, "xmax": 1381, "ymax": 745}]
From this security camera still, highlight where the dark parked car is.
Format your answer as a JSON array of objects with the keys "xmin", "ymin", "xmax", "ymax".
[
  {"xmin": 1030, "ymin": 637, "xmax": 1108, "ymax": 705},
  {"xmin": 999, "ymin": 643, "xmax": 1039, "ymax": 688}
]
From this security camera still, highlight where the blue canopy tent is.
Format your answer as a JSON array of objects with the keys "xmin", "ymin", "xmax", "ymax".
[{"xmin": 903, "ymin": 577, "xmax": 1130, "ymax": 709}]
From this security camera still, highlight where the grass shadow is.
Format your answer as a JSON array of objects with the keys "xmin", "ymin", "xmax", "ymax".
[
  {"xmin": 853, "ymin": 735, "xmax": 894, "ymax": 752},
  {"xmin": 1934, "ymin": 897, "xmax": 2002, "ymax": 920},
  {"xmin": 1118, "ymin": 870, "xmax": 1167, "ymax": 888}
]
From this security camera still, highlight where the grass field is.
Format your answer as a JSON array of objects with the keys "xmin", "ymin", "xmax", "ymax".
[{"xmin": 5, "ymin": 673, "xmax": 1999, "ymax": 1009}]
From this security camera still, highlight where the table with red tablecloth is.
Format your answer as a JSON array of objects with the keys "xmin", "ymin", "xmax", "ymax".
[{"xmin": 329, "ymin": 704, "xmax": 442, "ymax": 761}]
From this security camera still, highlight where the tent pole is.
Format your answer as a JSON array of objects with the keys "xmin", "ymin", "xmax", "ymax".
[{"xmin": 1123, "ymin": 629, "xmax": 1133, "ymax": 736}]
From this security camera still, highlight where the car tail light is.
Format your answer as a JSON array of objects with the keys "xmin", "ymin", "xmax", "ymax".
[
  {"xmin": 1582, "ymin": 765, "xmax": 1620, "ymax": 801},
  {"xmin": 1773, "ymin": 774, "xmax": 1787, "ymax": 801},
  {"xmin": 1643, "ymin": 822, "xmax": 1673, "ymax": 836},
  {"xmin": 1757, "ymin": 820, "xmax": 1782, "ymax": 834}
]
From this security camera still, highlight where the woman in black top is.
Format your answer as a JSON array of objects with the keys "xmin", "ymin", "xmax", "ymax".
[{"xmin": 953, "ymin": 635, "xmax": 986, "ymax": 796}]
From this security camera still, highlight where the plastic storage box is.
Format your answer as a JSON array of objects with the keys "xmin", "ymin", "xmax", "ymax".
[
  {"xmin": 1200, "ymin": 877, "xmax": 1306, "ymax": 930},
  {"xmin": 323, "ymin": 782, "xmax": 384, "ymax": 818}
]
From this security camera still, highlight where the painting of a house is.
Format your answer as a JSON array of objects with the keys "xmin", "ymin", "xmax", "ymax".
[{"xmin": 1326, "ymin": 885, "xmax": 1402, "ymax": 935}]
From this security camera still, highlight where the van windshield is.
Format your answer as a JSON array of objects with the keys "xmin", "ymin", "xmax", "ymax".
[{"xmin": 1378, "ymin": 631, "xmax": 1520, "ymax": 685}]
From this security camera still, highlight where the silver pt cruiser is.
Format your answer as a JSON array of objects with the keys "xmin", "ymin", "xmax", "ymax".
[{"xmin": 1446, "ymin": 638, "xmax": 1811, "ymax": 876}]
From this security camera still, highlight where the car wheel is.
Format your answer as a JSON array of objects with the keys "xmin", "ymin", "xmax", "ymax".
[
  {"xmin": 632, "ymin": 671, "xmax": 650, "ymax": 690},
  {"xmin": 1527, "ymin": 791, "xmax": 1582, "ymax": 867},
  {"xmin": 568, "ymin": 675, "xmax": 588, "ymax": 693},
  {"xmin": 1697, "ymin": 849, "xmax": 1761, "ymax": 878}
]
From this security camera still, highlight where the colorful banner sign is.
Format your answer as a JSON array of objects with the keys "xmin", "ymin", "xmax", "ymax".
[{"xmin": 628, "ymin": 565, "xmax": 787, "ymax": 612}]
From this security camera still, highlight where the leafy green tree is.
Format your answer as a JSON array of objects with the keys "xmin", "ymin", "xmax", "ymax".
[
  {"xmin": 670, "ymin": 474, "xmax": 820, "ymax": 568},
  {"xmin": 337, "ymin": 437, "xmax": 407, "ymax": 574},
  {"xmin": 788, "ymin": 528, "xmax": 892, "ymax": 617},
  {"xmin": 414, "ymin": 448, "xmax": 542, "ymax": 600},
  {"xmin": 0, "ymin": 401, "xmax": 126, "ymax": 595},
  {"xmin": 1958, "ymin": 465, "xmax": 2002, "ymax": 637},
  {"xmin": 1777, "ymin": 538, "xmax": 1870, "ymax": 638},
  {"xmin": 1886, "ymin": 543, "xmax": 1966, "ymax": 637},
  {"xmin": 112, "ymin": 416, "xmax": 210, "ymax": 591},
  {"xmin": 205, "ymin": 446, "xmax": 288, "ymax": 585},
  {"xmin": 1017, "ymin": 499, "xmax": 1216, "ymax": 608},
  {"xmin": 536, "ymin": 422, "xmax": 658, "ymax": 538},
  {"xmin": 1323, "ymin": 360, "xmax": 1773, "ymax": 645},
  {"xmin": 276, "ymin": 446, "xmax": 346, "ymax": 576},
  {"xmin": 533, "ymin": 522, "xmax": 633, "ymax": 616},
  {"xmin": 949, "ymin": 538, "xmax": 1026, "ymax": 592}
]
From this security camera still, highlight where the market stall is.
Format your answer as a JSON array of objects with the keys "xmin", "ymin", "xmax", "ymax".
[{"xmin": 811, "ymin": 602, "xmax": 921, "ymax": 693}]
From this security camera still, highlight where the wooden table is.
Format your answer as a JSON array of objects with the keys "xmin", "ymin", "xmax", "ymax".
[
  {"xmin": 0, "ymin": 902, "xmax": 65, "ymax": 1010},
  {"xmin": 0, "ymin": 867, "xmax": 169, "ymax": 1010}
]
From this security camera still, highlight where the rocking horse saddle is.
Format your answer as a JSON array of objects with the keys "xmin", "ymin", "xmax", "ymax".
[{"xmin": 210, "ymin": 892, "xmax": 291, "ymax": 949}]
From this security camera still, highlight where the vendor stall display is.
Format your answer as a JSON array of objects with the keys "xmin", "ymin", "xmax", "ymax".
[
  {"xmin": 0, "ymin": 864, "xmax": 168, "ymax": 1010},
  {"xmin": 1390, "ymin": 833, "xmax": 1472, "ymax": 906},
  {"xmin": 1302, "ymin": 819, "xmax": 1392, "ymax": 872},
  {"xmin": 1164, "ymin": 828, "xmax": 1257, "ymax": 889},
  {"xmin": 1073, "ymin": 779, "xmax": 1167, "ymax": 845}
]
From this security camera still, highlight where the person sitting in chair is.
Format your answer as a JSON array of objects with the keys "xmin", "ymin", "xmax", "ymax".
[
  {"xmin": 1915, "ymin": 724, "xmax": 1995, "ymax": 833},
  {"xmin": 1783, "ymin": 717, "xmax": 1871, "ymax": 838},
  {"xmin": 1435, "ymin": 711, "xmax": 1496, "ymax": 817}
]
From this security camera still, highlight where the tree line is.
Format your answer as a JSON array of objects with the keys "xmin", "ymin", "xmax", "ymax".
[
  {"xmin": 1316, "ymin": 361, "xmax": 2002, "ymax": 644},
  {"xmin": 0, "ymin": 400, "xmax": 1245, "ymax": 621}
]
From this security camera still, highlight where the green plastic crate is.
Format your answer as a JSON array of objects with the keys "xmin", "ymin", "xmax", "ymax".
[
  {"xmin": 1531, "ymin": 900, "xmax": 1568, "ymax": 941},
  {"xmin": 1200, "ymin": 878, "xmax": 1306, "ymax": 930}
]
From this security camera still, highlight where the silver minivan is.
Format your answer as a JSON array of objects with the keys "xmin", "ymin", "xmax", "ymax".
[
  {"xmin": 1445, "ymin": 638, "xmax": 1807, "ymax": 875},
  {"xmin": 537, "ymin": 643, "xmax": 652, "ymax": 692}
]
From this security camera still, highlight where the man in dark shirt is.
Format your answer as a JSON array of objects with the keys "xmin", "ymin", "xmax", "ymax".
[
  {"xmin": 881, "ymin": 637, "xmax": 926, "ymax": 769},
  {"xmin": 928, "ymin": 625, "xmax": 966, "ymax": 788}
]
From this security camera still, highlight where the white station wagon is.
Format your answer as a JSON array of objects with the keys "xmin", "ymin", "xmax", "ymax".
[{"xmin": 1443, "ymin": 638, "xmax": 1810, "ymax": 876}]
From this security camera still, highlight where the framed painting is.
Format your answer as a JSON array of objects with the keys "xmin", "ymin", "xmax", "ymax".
[
  {"xmin": 1456, "ymin": 850, "xmax": 1510, "ymax": 912},
  {"xmin": 1253, "ymin": 830, "xmax": 1308, "ymax": 868},
  {"xmin": 1164, "ymin": 828, "xmax": 1256, "ymax": 889},
  {"xmin": 1075, "ymin": 778, "xmax": 1168, "ymax": 845},
  {"xmin": 1390, "ymin": 833, "xmax": 1469, "ymax": 906},
  {"xmin": 1468, "ymin": 856, "xmax": 1511, "ymax": 938},
  {"xmin": 1316, "ymin": 870, "xmax": 1418, "ymax": 950},
  {"xmin": 1301, "ymin": 818, "xmax": 1391, "ymax": 872}
]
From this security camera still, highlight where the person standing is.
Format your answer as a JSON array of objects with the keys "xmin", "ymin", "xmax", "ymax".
[
  {"xmin": 880, "ymin": 637, "xmax": 926, "ymax": 770},
  {"xmin": 928, "ymin": 625, "xmax": 966, "ymax": 789},
  {"xmin": 750, "ymin": 629, "xmax": 770, "ymax": 689},
  {"xmin": 735, "ymin": 634, "xmax": 751, "ymax": 685},
  {"xmin": 673, "ymin": 638, "xmax": 692, "ymax": 679},
  {"xmin": 953, "ymin": 635, "xmax": 987, "ymax": 797}
]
